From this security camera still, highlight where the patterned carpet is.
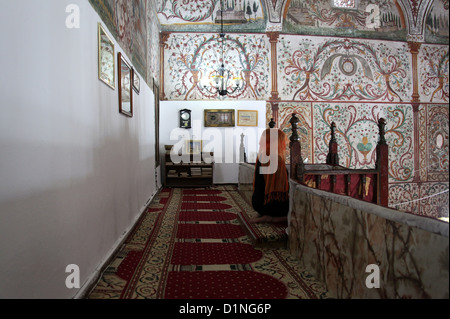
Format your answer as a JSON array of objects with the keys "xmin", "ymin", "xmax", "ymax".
[{"xmin": 87, "ymin": 186, "xmax": 330, "ymax": 299}]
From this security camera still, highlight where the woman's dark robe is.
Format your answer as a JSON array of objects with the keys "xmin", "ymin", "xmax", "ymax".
[{"xmin": 251, "ymin": 161, "xmax": 289, "ymax": 217}]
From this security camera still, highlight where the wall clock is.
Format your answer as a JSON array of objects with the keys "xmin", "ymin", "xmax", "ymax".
[{"xmin": 180, "ymin": 109, "xmax": 191, "ymax": 129}]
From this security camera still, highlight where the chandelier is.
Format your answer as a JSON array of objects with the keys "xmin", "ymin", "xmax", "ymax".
[{"xmin": 201, "ymin": 0, "xmax": 243, "ymax": 97}]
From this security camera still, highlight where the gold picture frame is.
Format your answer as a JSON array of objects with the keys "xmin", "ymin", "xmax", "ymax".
[
  {"xmin": 237, "ymin": 110, "xmax": 258, "ymax": 127},
  {"xmin": 132, "ymin": 68, "xmax": 140, "ymax": 94},
  {"xmin": 97, "ymin": 23, "xmax": 115, "ymax": 90},
  {"xmin": 204, "ymin": 109, "xmax": 235, "ymax": 127},
  {"xmin": 118, "ymin": 52, "xmax": 133, "ymax": 117}
]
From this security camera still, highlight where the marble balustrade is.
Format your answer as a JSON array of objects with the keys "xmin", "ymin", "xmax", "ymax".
[
  {"xmin": 288, "ymin": 181, "xmax": 449, "ymax": 299},
  {"xmin": 238, "ymin": 162, "xmax": 448, "ymax": 298},
  {"xmin": 238, "ymin": 163, "xmax": 256, "ymax": 205}
]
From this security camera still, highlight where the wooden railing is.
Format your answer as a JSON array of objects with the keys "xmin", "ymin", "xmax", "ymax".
[{"xmin": 289, "ymin": 114, "xmax": 389, "ymax": 207}]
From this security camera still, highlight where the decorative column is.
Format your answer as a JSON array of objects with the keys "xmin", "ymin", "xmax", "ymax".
[
  {"xmin": 408, "ymin": 41, "xmax": 422, "ymax": 103},
  {"xmin": 408, "ymin": 41, "xmax": 422, "ymax": 183},
  {"xmin": 267, "ymin": 32, "xmax": 280, "ymax": 101},
  {"xmin": 159, "ymin": 32, "xmax": 170, "ymax": 101}
]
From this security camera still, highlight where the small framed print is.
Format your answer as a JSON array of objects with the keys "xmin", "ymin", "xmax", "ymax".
[
  {"xmin": 237, "ymin": 110, "xmax": 258, "ymax": 127},
  {"xmin": 132, "ymin": 68, "xmax": 140, "ymax": 94},
  {"xmin": 185, "ymin": 140, "xmax": 202, "ymax": 154},
  {"xmin": 98, "ymin": 23, "xmax": 115, "ymax": 89},
  {"xmin": 204, "ymin": 109, "xmax": 235, "ymax": 127},
  {"xmin": 118, "ymin": 52, "xmax": 133, "ymax": 117}
]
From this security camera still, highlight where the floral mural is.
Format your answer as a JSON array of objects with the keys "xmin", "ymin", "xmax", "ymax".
[
  {"xmin": 419, "ymin": 44, "xmax": 449, "ymax": 102},
  {"xmin": 278, "ymin": 36, "xmax": 412, "ymax": 102},
  {"xmin": 274, "ymin": 99, "xmax": 448, "ymax": 218},
  {"xmin": 164, "ymin": 33, "xmax": 270, "ymax": 100}
]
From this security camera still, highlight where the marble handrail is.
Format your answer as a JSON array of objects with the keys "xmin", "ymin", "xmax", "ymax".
[{"xmin": 289, "ymin": 180, "xmax": 448, "ymax": 238}]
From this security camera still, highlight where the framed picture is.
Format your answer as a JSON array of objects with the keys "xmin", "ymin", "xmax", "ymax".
[
  {"xmin": 204, "ymin": 109, "xmax": 235, "ymax": 127},
  {"xmin": 154, "ymin": 80, "xmax": 160, "ymax": 166},
  {"xmin": 98, "ymin": 23, "xmax": 115, "ymax": 89},
  {"xmin": 237, "ymin": 110, "xmax": 258, "ymax": 127},
  {"xmin": 132, "ymin": 68, "xmax": 140, "ymax": 94},
  {"xmin": 185, "ymin": 140, "xmax": 202, "ymax": 154},
  {"xmin": 118, "ymin": 52, "xmax": 133, "ymax": 117}
]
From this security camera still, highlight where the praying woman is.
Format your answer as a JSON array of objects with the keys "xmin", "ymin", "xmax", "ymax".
[{"xmin": 251, "ymin": 128, "xmax": 289, "ymax": 224}]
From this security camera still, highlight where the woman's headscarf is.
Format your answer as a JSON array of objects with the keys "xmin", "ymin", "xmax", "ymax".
[{"xmin": 254, "ymin": 128, "xmax": 289, "ymax": 204}]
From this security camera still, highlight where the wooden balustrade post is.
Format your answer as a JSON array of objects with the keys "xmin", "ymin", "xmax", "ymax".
[
  {"xmin": 326, "ymin": 122, "xmax": 339, "ymax": 165},
  {"xmin": 331, "ymin": 175, "xmax": 336, "ymax": 193},
  {"xmin": 346, "ymin": 174, "xmax": 351, "ymax": 196},
  {"xmin": 376, "ymin": 118, "xmax": 389, "ymax": 207},
  {"xmin": 289, "ymin": 114, "xmax": 304, "ymax": 182}
]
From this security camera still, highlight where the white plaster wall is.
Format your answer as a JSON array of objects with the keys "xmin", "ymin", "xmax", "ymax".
[
  {"xmin": 160, "ymin": 100, "xmax": 267, "ymax": 184},
  {"xmin": 0, "ymin": 0, "xmax": 158, "ymax": 298}
]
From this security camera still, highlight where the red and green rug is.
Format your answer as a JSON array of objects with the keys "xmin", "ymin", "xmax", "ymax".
[{"xmin": 88, "ymin": 186, "xmax": 329, "ymax": 299}]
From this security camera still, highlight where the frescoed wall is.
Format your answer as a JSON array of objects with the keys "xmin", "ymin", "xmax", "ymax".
[
  {"xmin": 277, "ymin": 36, "xmax": 413, "ymax": 101},
  {"xmin": 284, "ymin": 0, "xmax": 407, "ymax": 41},
  {"xmin": 156, "ymin": 0, "xmax": 267, "ymax": 32},
  {"xmin": 87, "ymin": 0, "xmax": 448, "ymax": 220},
  {"xmin": 161, "ymin": 28, "xmax": 448, "ymax": 219},
  {"xmin": 88, "ymin": 0, "xmax": 161, "ymax": 86},
  {"xmin": 163, "ymin": 32, "xmax": 271, "ymax": 100},
  {"xmin": 424, "ymin": 0, "xmax": 450, "ymax": 44}
]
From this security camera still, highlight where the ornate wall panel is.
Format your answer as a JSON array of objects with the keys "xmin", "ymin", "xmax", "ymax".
[
  {"xmin": 418, "ymin": 44, "xmax": 449, "ymax": 103},
  {"xmin": 148, "ymin": 3, "xmax": 162, "ymax": 85},
  {"xmin": 156, "ymin": 0, "xmax": 267, "ymax": 32},
  {"xmin": 277, "ymin": 35, "xmax": 413, "ymax": 102},
  {"xmin": 388, "ymin": 181, "xmax": 450, "ymax": 218},
  {"xmin": 164, "ymin": 33, "xmax": 271, "ymax": 100},
  {"xmin": 418, "ymin": 104, "xmax": 449, "ymax": 180},
  {"xmin": 388, "ymin": 182, "xmax": 420, "ymax": 214},
  {"xmin": 426, "ymin": 104, "xmax": 449, "ymax": 180},
  {"xmin": 388, "ymin": 103, "xmax": 449, "ymax": 218},
  {"xmin": 284, "ymin": 0, "xmax": 407, "ymax": 41},
  {"xmin": 277, "ymin": 102, "xmax": 314, "ymax": 163},
  {"xmin": 312, "ymin": 103, "xmax": 414, "ymax": 183},
  {"xmin": 424, "ymin": 0, "xmax": 449, "ymax": 44},
  {"xmin": 419, "ymin": 181, "xmax": 450, "ymax": 218}
]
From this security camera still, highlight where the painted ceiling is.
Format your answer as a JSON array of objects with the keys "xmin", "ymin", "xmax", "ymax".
[{"xmin": 156, "ymin": 0, "xmax": 449, "ymax": 43}]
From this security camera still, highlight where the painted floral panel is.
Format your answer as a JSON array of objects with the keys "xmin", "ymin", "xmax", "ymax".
[
  {"xmin": 164, "ymin": 32, "xmax": 270, "ymax": 100},
  {"xmin": 277, "ymin": 102, "xmax": 313, "ymax": 164},
  {"xmin": 388, "ymin": 182, "xmax": 420, "ymax": 214},
  {"xmin": 313, "ymin": 103, "xmax": 414, "ymax": 183},
  {"xmin": 419, "ymin": 44, "xmax": 449, "ymax": 103},
  {"xmin": 419, "ymin": 182, "xmax": 449, "ymax": 219},
  {"xmin": 278, "ymin": 35, "xmax": 412, "ymax": 102},
  {"xmin": 427, "ymin": 104, "xmax": 449, "ymax": 180}
]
